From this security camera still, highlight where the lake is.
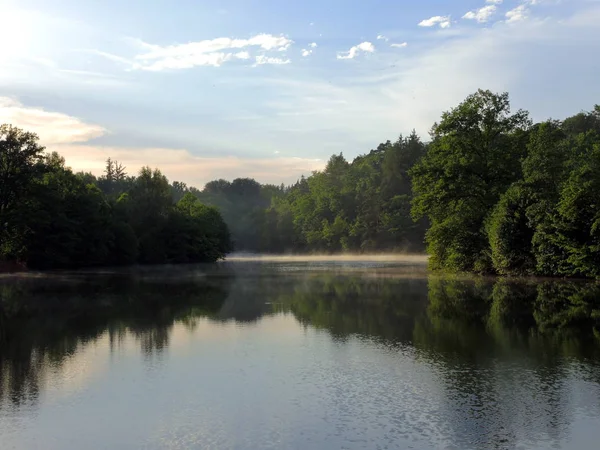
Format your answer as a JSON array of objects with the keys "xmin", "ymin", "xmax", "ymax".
[{"xmin": 1, "ymin": 257, "xmax": 600, "ymax": 449}]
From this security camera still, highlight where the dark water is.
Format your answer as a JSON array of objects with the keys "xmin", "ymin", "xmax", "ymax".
[{"xmin": 1, "ymin": 258, "xmax": 600, "ymax": 450}]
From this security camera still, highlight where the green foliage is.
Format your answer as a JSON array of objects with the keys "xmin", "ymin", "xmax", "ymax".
[
  {"xmin": 487, "ymin": 183, "xmax": 536, "ymax": 275},
  {"xmin": 188, "ymin": 137, "xmax": 427, "ymax": 254},
  {"xmin": 0, "ymin": 125, "xmax": 46, "ymax": 260},
  {"xmin": 411, "ymin": 90, "xmax": 531, "ymax": 272},
  {"xmin": 411, "ymin": 91, "xmax": 600, "ymax": 278},
  {"xmin": 0, "ymin": 127, "xmax": 231, "ymax": 269},
  {"xmin": 171, "ymin": 193, "xmax": 232, "ymax": 262},
  {"xmin": 547, "ymin": 142, "xmax": 600, "ymax": 277},
  {"xmin": 3, "ymin": 92, "xmax": 599, "ymax": 275}
]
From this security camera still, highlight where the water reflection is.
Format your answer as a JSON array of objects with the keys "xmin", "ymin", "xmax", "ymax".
[
  {"xmin": 1, "ymin": 263, "xmax": 600, "ymax": 449},
  {"xmin": 0, "ymin": 268, "xmax": 233, "ymax": 409},
  {"xmin": 279, "ymin": 274, "xmax": 600, "ymax": 449}
]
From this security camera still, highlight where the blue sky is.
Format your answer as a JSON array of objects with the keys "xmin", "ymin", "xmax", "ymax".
[{"xmin": 1, "ymin": 0, "xmax": 599, "ymax": 186}]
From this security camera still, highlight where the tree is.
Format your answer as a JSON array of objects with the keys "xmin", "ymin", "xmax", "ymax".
[
  {"xmin": 22, "ymin": 155, "xmax": 113, "ymax": 269},
  {"xmin": 487, "ymin": 183, "xmax": 536, "ymax": 275},
  {"xmin": 411, "ymin": 90, "xmax": 531, "ymax": 272},
  {"xmin": 0, "ymin": 125, "xmax": 46, "ymax": 258},
  {"xmin": 171, "ymin": 181, "xmax": 189, "ymax": 202},
  {"xmin": 0, "ymin": 125, "xmax": 45, "ymax": 214},
  {"xmin": 547, "ymin": 143, "xmax": 600, "ymax": 277},
  {"xmin": 171, "ymin": 193, "xmax": 232, "ymax": 261},
  {"xmin": 98, "ymin": 158, "xmax": 130, "ymax": 197},
  {"xmin": 0, "ymin": 126, "xmax": 233, "ymax": 268}
]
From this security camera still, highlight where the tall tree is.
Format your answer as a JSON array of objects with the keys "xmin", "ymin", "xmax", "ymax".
[{"xmin": 411, "ymin": 90, "xmax": 531, "ymax": 272}]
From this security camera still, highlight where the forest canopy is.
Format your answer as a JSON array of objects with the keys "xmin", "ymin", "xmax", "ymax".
[
  {"xmin": 0, "ymin": 125, "xmax": 232, "ymax": 269},
  {"xmin": 1, "ymin": 90, "xmax": 599, "ymax": 277},
  {"xmin": 410, "ymin": 90, "xmax": 600, "ymax": 278}
]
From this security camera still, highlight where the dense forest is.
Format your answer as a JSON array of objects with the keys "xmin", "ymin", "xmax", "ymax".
[
  {"xmin": 411, "ymin": 90, "xmax": 600, "ymax": 278},
  {"xmin": 0, "ymin": 125, "xmax": 231, "ymax": 269},
  {"xmin": 2, "ymin": 89, "xmax": 600, "ymax": 276},
  {"xmin": 1, "ymin": 123, "xmax": 430, "ymax": 270}
]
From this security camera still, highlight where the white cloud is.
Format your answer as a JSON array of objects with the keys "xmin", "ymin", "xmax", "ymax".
[
  {"xmin": 254, "ymin": 55, "xmax": 291, "ymax": 65},
  {"xmin": 142, "ymin": 52, "xmax": 234, "ymax": 70},
  {"xmin": 301, "ymin": 49, "xmax": 312, "ymax": 57},
  {"xmin": 309, "ymin": 42, "xmax": 318, "ymax": 48},
  {"xmin": 0, "ymin": 97, "xmax": 106, "ymax": 144},
  {"xmin": 3, "ymin": 0, "xmax": 598, "ymax": 188},
  {"xmin": 337, "ymin": 42, "xmax": 375, "ymax": 60},
  {"xmin": 234, "ymin": 51, "xmax": 251, "ymax": 60},
  {"xmin": 131, "ymin": 34, "xmax": 293, "ymax": 71},
  {"xmin": 506, "ymin": 5, "xmax": 529, "ymax": 23},
  {"xmin": 418, "ymin": 16, "xmax": 452, "ymax": 28},
  {"xmin": 463, "ymin": 5, "xmax": 497, "ymax": 23},
  {"xmin": 377, "ymin": 34, "xmax": 389, "ymax": 41},
  {"xmin": 247, "ymin": 6, "xmax": 600, "ymax": 158},
  {"xmin": 391, "ymin": 42, "xmax": 408, "ymax": 48},
  {"xmin": 487, "ymin": 0, "xmax": 503, "ymax": 4}
]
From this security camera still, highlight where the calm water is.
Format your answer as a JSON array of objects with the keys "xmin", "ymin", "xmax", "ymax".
[{"xmin": 1, "ymin": 258, "xmax": 600, "ymax": 449}]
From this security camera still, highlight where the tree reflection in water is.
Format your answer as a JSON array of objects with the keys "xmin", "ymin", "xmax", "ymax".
[
  {"xmin": 0, "ymin": 268, "xmax": 233, "ymax": 409},
  {"xmin": 2, "ymin": 266, "xmax": 600, "ymax": 449}
]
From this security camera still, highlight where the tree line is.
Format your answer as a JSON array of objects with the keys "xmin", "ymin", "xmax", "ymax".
[
  {"xmin": 2, "ymin": 89, "xmax": 599, "ymax": 276},
  {"xmin": 183, "ymin": 131, "xmax": 428, "ymax": 254},
  {"xmin": 187, "ymin": 89, "xmax": 600, "ymax": 279},
  {"xmin": 0, "ymin": 125, "xmax": 231, "ymax": 269}
]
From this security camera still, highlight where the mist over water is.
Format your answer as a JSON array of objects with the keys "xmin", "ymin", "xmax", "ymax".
[{"xmin": 225, "ymin": 253, "xmax": 430, "ymax": 263}]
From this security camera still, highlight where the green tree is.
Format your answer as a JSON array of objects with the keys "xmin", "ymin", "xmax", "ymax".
[
  {"xmin": 487, "ymin": 183, "xmax": 536, "ymax": 275},
  {"xmin": 0, "ymin": 125, "xmax": 46, "ymax": 259},
  {"xmin": 171, "ymin": 193, "xmax": 232, "ymax": 261},
  {"xmin": 22, "ymin": 154, "xmax": 113, "ymax": 269},
  {"xmin": 550, "ymin": 143, "xmax": 600, "ymax": 277},
  {"xmin": 411, "ymin": 90, "xmax": 531, "ymax": 272}
]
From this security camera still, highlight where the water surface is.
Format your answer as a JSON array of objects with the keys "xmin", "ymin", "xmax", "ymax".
[{"xmin": 1, "ymin": 258, "xmax": 600, "ymax": 449}]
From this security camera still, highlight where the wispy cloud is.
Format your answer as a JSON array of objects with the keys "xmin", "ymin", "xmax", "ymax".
[
  {"xmin": 301, "ymin": 49, "xmax": 312, "ymax": 57},
  {"xmin": 246, "ymin": 6, "xmax": 600, "ymax": 157},
  {"xmin": 418, "ymin": 16, "xmax": 452, "ymax": 28},
  {"xmin": 391, "ymin": 42, "xmax": 408, "ymax": 48},
  {"xmin": 309, "ymin": 42, "xmax": 318, "ymax": 48},
  {"xmin": 463, "ymin": 5, "xmax": 497, "ymax": 23},
  {"xmin": 0, "ymin": 96, "xmax": 323, "ymax": 185},
  {"xmin": 89, "ymin": 50, "xmax": 136, "ymax": 67},
  {"xmin": 337, "ymin": 42, "xmax": 375, "ymax": 60},
  {"xmin": 118, "ymin": 34, "xmax": 294, "ymax": 71},
  {"xmin": 254, "ymin": 55, "xmax": 291, "ymax": 66},
  {"xmin": 377, "ymin": 34, "xmax": 389, "ymax": 41},
  {"xmin": 0, "ymin": 97, "xmax": 106, "ymax": 144},
  {"xmin": 506, "ymin": 5, "xmax": 529, "ymax": 23}
]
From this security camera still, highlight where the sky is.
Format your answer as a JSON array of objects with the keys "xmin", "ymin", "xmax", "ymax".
[{"xmin": 1, "ymin": 0, "xmax": 599, "ymax": 187}]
